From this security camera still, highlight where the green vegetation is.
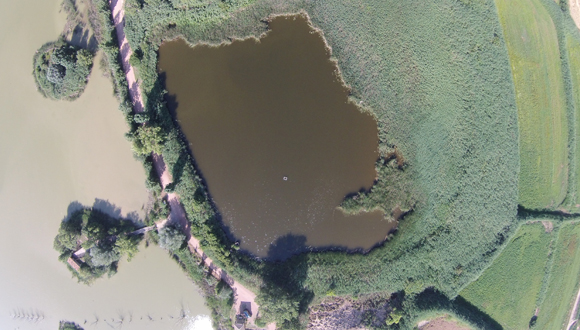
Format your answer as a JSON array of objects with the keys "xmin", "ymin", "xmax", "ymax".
[
  {"xmin": 495, "ymin": 0, "xmax": 569, "ymax": 209},
  {"xmin": 53, "ymin": 207, "xmax": 143, "ymax": 284},
  {"xmin": 158, "ymin": 223, "xmax": 186, "ymax": 251},
  {"xmin": 460, "ymin": 223, "xmax": 552, "ymax": 330},
  {"xmin": 536, "ymin": 221, "xmax": 580, "ymax": 330},
  {"xmin": 172, "ymin": 247, "xmax": 234, "ymax": 329},
  {"xmin": 82, "ymin": 0, "xmax": 520, "ymax": 327},
  {"xmin": 33, "ymin": 40, "xmax": 94, "ymax": 100},
  {"xmin": 131, "ymin": 125, "xmax": 165, "ymax": 156},
  {"xmin": 59, "ymin": 321, "xmax": 84, "ymax": 330},
  {"xmin": 567, "ymin": 33, "xmax": 580, "ymax": 209}
]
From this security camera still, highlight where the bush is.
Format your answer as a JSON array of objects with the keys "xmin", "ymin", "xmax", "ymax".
[
  {"xmin": 89, "ymin": 241, "xmax": 121, "ymax": 267},
  {"xmin": 33, "ymin": 40, "xmax": 94, "ymax": 100},
  {"xmin": 158, "ymin": 224, "xmax": 186, "ymax": 251},
  {"xmin": 59, "ymin": 320, "xmax": 84, "ymax": 330}
]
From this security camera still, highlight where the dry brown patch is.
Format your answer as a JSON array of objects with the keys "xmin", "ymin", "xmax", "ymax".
[
  {"xmin": 571, "ymin": 0, "xmax": 580, "ymax": 31},
  {"xmin": 542, "ymin": 220, "xmax": 554, "ymax": 233},
  {"xmin": 384, "ymin": 148, "xmax": 405, "ymax": 169},
  {"xmin": 418, "ymin": 316, "xmax": 471, "ymax": 330}
]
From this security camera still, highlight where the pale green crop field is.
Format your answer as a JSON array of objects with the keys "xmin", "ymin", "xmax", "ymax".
[
  {"xmin": 536, "ymin": 221, "xmax": 580, "ymax": 330},
  {"xmin": 460, "ymin": 223, "xmax": 552, "ymax": 330},
  {"xmin": 496, "ymin": 0, "xmax": 568, "ymax": 210}
]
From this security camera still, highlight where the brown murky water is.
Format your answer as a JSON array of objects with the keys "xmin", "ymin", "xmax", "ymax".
[
  {"xmin": 0, "ymin": 0, "xmax": 209, "ymax": 328},
  {"xmin": 159, "ymin": 15, "xmax": 393, "ymax": 259}
]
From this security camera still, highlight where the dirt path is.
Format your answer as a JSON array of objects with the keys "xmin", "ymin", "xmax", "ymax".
[
  {"xmin": 566, "ymin": 285, "xmax": 580, "ymax": 330},
  {"xmin": 108, "ymin": 0, "xmax": 271, "ymax": 328}
]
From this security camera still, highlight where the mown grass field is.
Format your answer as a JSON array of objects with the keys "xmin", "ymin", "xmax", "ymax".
[
  {"xmin": 536, "ymin": 221, "xmax": 580, "ymax": 330},
  {"xmin": 495, "ymin": 0, "xmax": 568, "ymax": 210},
  {"xmin": 459, "ymin": 223, "xmax": 552, "ymax": 330}
]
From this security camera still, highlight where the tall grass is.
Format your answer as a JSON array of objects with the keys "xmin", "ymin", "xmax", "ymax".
[{"xmin": 460, "ymin": 223, "xmax": 552, "ymax": 330}]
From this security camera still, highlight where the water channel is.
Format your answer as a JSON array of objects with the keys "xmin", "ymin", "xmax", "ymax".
[
  {"xmin": 0, "ymin": 0, "xmax": 210, "ymax": 329},
  {"xmin": 159, "ymin": 15, "xmax": 394, "ymax": 260}
]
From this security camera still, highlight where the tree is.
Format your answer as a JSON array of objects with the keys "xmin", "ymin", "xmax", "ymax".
[
  {"xmin": 386, "ymin": 308, "xmax": 403, "ymax": 326},
  {"xmin": 32, "ymin": 40, "xmax": 94, "ymax": 100},
  {"xmin": 256, "ymin": 284, "xmax": 300, "ymax": 325},
  {"xmin": 89, "ymin": 241, "xmax": 120, "ymax": 267},
  {"xmin": 59, "ymin": 320, "xmax": 84, "ymax": 330},
  {"xmin": 115, "ymin": 235, "xmax": 140, "ymax": 261},
  {"xmin": 132, "ymin": 126, "xmax": 165, "ymax": 155},
  {"xmin": 158, "ymin": 224, "xmax": 186, "ymax": 251}
]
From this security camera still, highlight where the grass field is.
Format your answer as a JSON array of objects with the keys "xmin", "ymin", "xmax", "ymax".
[
  {"xmin": 536, "ymin": 221, "xmax": 580, "ymax": 330},
  {"xmin": 496, "ymin": 0, "xmax": 569, "ymax": 210},
  {"xmin": 567, "ymin": 34, "xmax": 580, "ymax": 209},
  {"xmin": 459, "ymin": 223, "xmax": 552, "ymax": 330}
]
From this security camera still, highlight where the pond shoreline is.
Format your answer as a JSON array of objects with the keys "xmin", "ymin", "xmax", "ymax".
[{"xmin": 107, "ymin": 0, "xmax": 271, "ymax": 328}]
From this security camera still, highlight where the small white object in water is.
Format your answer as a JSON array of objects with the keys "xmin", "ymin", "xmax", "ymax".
[{"xmin": 283, "ymin": 176, "xmax": 288, "ymax": 181}]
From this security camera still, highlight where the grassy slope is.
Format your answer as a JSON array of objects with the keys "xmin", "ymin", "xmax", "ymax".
[
  {"xmin": 568, "ymin": 34, "xmax": 580, "ymax": 209},
  {"xmin": 460, "ymin": 223, "xmax": 552, "ymax": 330},
  {"xmin": 496, "ymin": 0, "xmax": 568, "ymax": 210},
  {"xmin": 536, "ymin": 222, "xmax": 580, "ymax": 330}
]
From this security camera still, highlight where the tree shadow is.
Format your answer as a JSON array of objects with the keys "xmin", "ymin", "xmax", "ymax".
[
  {"xmin": 91, "ymin": 198, "xmax": 144, "ymax": 227},
  {"xmin": 92, "ymin": 198, "xmax": 123, "ymax": 218},
  {"xmin": 63, "ymin": 200, "xmax": 85, "ymax": 222},
  {"xmin": 68, "ymin": 25, "xmax": 98, "ymax": 51},
  {"xmin": 260, "ymin": 234, "xmax": 314, "ymax": 319},
  {"xmin": 412, "ymin": 289, "xmax": 503, "ymax": 330},
  {"xmin": 266, "ymin": 233, "xmax": 308, "ymax": 262}
]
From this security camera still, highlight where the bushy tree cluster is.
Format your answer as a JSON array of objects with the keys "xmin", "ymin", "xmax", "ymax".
[
  {"xmin": 33, "ymin": 40, "xmax": 94, "ymax": 100},
  {"xmin": 158, "ymin": 223, "xmax": 186, "ymax": 251},
  {"xmin": 59, "ymin": 320, "xmax": 84, "ymax": 330},
  {"xmin": 53, "ymin": 207, "xmax": 143, "ymax": 284}
]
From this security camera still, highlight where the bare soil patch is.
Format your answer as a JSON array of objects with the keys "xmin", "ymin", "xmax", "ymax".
[
  {"xmin": 307, "ymin": 294, "xmax": 391, "ymax": 330},
  {"xmin": 418, "ymin": 316, "xmax": 470, "ymax": 330},
  {"xmin": 571, "ymin": 0, "xmax": 580, "ymax": 31},
  {"xmin": 542, "ymin": 220, "xmax": 554, "ymax": 233}
]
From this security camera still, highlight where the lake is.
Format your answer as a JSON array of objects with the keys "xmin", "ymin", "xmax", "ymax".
[
  {"xmin": 158, "ymin": 14, "xmax": 394, "ymax": 260},
  {"xmin": 0, "ymin": 0, "xmax": 210, "ymax": 328}
]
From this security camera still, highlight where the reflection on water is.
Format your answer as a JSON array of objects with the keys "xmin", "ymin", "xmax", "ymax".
[
  {"xmin": 0, "ymin": 0, "xmax": 210, "ymax": 329},
  {"xmin": 185, "ymin": 315, "xmax": 214, "ymax": 330},
  {"xmin": 159, "ymin": 15, "xmax": 392, "ymax": 259}
]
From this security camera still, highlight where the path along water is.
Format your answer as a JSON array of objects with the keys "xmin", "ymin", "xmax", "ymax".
[{"xmin": 108, "ymin": 0, "xmax": 269, "ymax": 328}]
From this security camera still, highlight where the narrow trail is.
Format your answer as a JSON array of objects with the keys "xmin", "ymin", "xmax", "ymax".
[
  {"xmin": 567, "ymin": 286, "xmax": 580, "ymax": 330},
  {"xmin": 107, "ymin": 0, "xmax": 271, "ymax": 328}
]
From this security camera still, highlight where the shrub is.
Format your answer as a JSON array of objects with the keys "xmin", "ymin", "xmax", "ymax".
[
  {"xmin": 158, "ymin": 224, "xmax": 186, "ymax": 251},
  {"xmin": 33, "ymin": 40, "xmax": 94, "ymax": 100},
  {"xmin": 59, "ymin": 320, "xmax": 84, "ymax": 330}
]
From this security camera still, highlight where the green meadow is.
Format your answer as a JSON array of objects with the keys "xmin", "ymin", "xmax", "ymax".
[
  {"xmin": 536, "ymin": 221, "xmax": 580, "ymax": 330},
  {"xmin": 496, "ymin": 0, "xmax": 568, "ymax": 210},
  {"xmin": 460, "ymin": 223, "xmax": 552, "ymax": 330}
]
